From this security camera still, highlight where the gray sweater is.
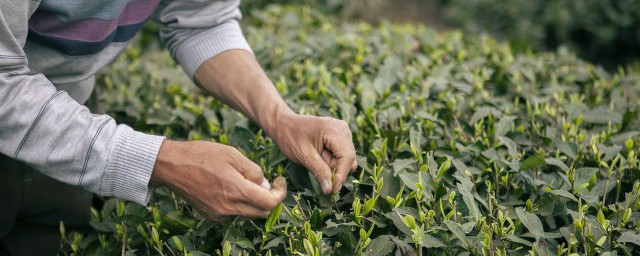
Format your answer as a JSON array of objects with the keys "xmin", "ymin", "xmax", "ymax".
[{"xmin": 0, "ymin": 0, "xmax": 252, "ymax": 205}]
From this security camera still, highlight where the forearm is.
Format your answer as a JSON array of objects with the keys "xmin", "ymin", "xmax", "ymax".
[{"xmin": 193, "ymin": 49, "xmax": 294, "ymax": 135}]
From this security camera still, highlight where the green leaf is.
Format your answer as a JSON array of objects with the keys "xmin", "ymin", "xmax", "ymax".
[
  {"xmin": 392, "ymin": 159, "xmax": 417, "ymax": 176},
  {"xmin": 494, "ymin": 116, "xmax": 516, "ymax": 137},
  {"xmin": 163, "ymin": 211, "xmax": 197, "ymax": 231},
  {"xmin": 554, "ymin": 141, "xmax": 577, "ymax": 159},
  {"xmin": 401, "ymin": 214, "xmax": 417, "ymax": 230},
  {"xmin": 498, "ymin": 136, "xmax": 519, "ymax": 158},
  {"xmin": 519, "ymin": 152, "xmax": 547, "ymax": 171},
  {"xmin": 416, "ymin": 111, "xmax": 442, "ymax": 124},
  {"xmin": 398, "ymin": 171, "xmax": 431, "ymax": 193},
  {"xmin": 230, "ymin": 238, "xmax": 254, "ymax": 250},
  {"xmin": 470, "ymin": 106, "xmax": 498, "ymax": 124},
  {"xmin": 363, "ymin": 197, "xmax": 377, "ymax": 215},
  {"xmin": 265, "ymin": 203, "xmax": 283, "ymax": 232},
  {"xmin": 547, "ymin": 189, "xmax": 578, "ymax": 201},
  {"xmin": 409, "ymin": 127, "xmax": 422, "ymax": 153},
  {"xmin": 263, "ymin": 236, "xmax": 285, "ymax": 250},
  {"xmin": 457, "ymin": 183, "xmax": 481, "ymax": 220},
  {"xmin": 545, "ymin": 157, "xmax": 569, "ymax": 172},
  {"xmin": 373, "ymin": 55, "xmax": 401, "ymax": 95},
  {"xmin": 367, "ymin": 235, "xmax": 395, "ymax": 256},
  {"xmin": 451, "ymin": 159, "xmax": 468, "ymax": 173},
  {"xmin": 170, "ymin": 236, "xmax": 183, "ymax": 251},
  {"xmin": 617, "ymin": 232, "xmax": 640, "ymax": 246},
  {"xmin": 575, "ymin": 167, "xmax": 599, "ymax": 187},
  {"xmin": 385, "ymin": 209, "xmax": 416, "ymax": 236},
  {"xmin": 222, "ymin": 241, "xmax": 231, "ymax": 256},
  {"xmin": 422, "ymin": 234, "xmax": 446, "ymax": 248},
  {"xmin": 303, "ymin": 239, "xmax": 315, "ymax": 256},
  {"xmin": 504, "ymin": 235, "xmax": 533, "ymax": 246},
  {"xmin": 515, "ymin": 207, "xmax": 545, "ymax": 239},
  {"xmin": 443, "ymin": 220, "xmax": 467, "ymax": 245},
  {"xmin": 582, "ymin": 108, "xmax": 622, "ymax": 124}
]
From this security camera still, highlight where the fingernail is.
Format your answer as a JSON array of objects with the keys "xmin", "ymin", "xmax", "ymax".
[
  {"xmin": 321, "ymin": 179, "xmax": 331, "ymax": 194},
  {"xmin": 261, "ymin": 178, "xmax": 271, "ymax": 190}
]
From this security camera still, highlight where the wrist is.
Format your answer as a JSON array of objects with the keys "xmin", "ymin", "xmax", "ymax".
[
  {"xmin": 260, "ymin": 102, "xmax": 295, "ymax": 139},
  {"xmin": 150, "ymin": 139, "xmax": 186, "ymax": 187}
]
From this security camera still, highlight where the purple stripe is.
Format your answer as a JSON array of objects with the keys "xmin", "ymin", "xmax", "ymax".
[{"xmin": 29, "ymin": 0, "xmax": 160, "ymax": 42}]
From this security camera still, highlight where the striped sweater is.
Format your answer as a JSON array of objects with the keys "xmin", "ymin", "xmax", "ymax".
[{"xmin": 0, "ymin": 0, "xmax": 252, "ymax": 204}]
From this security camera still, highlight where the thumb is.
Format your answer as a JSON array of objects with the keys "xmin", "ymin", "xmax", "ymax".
[{"xmin": 303, "ymin": 149, "xmax": 333, "ymax": 195}]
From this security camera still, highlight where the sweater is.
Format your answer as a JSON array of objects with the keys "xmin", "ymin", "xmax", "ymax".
[{"xmin": 0, "ymin": 0, "xmax": 252, "ymax": 205}]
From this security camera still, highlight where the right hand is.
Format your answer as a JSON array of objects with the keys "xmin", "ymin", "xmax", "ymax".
[{"xmin": 150, "ymin": 140, "xmax": 286, "ymax": 221}]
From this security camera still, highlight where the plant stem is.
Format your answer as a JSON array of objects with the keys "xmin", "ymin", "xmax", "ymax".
[
  {"xmin": 601, "ymin": 170, "xmax": 612, "ymax": 210},
  {"xmin": 121, "ymin": 221, "xmax": 127, "ymax": 256},
  {"xmin": 582, "ymin": 221, "xmax": 587, "ymax": 255},
  {"xmin": 615, "ymin": 177, "xmax": 622, "ymax": 204}
]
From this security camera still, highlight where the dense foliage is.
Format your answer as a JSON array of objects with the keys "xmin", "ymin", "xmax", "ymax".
[
  {"xmin": 442, "ymin": 0, "xmax": 640, "ymax": 68},
  {"xmin": 60, "ymin": 5, "xmax": 640, "ymax": 256}
]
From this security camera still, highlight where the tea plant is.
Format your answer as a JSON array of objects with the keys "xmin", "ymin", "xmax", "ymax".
[{"xmin": 60, "ymin": 5, "xmax": 640, "ymax": 256}]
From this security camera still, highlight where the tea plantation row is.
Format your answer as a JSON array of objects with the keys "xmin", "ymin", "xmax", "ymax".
[{"xmin": 60, "ymin": 5, "xmax": 640, "ymax": 256}]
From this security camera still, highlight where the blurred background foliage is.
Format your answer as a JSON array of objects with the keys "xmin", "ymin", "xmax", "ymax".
[{"xmin": 239, "ymin": 0, "xmax": 640, "ymax": 70}]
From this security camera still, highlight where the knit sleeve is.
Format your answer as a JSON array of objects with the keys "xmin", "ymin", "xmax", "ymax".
[
  {"xmin": 152, "ymin": 0, "xmax": 253, "ymax": 78},
  {"xmin": 0, "ymin": 0, "xmax": 165, "ymax": 205}
]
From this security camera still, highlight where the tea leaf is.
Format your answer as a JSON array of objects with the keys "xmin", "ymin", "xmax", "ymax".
[
  {"xmin": 443, "ymin": 221, "xmax": 468, "ymax": 245},
  {"xmin": 265, "ymin": 203, "xmax": 283, "ymax": 232},
  {"xmin": 516, "ymin": 207, "xmax": 544, "ymax": 239},
  {"xmin": 519, "ymin": 153, "xmax": 547, "ymax": 171},
  {"xmin": 618, "ymin": 231, "xmax": 640, "ymax": 246},
  {"xmin": 422, "ymin": 234, "xmax": 446, "ymax": 248},
  {"xmin": 457, "ymin": 183, "xmax": 481, "ymax": 220}
]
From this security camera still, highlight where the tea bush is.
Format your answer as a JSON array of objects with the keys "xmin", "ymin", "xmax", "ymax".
[
  {"xmin": 60, "ymin": 5, "xmax": 640, "ymax": 256},
  {"xmin": 442, "ymin": 0, "xmax": 640, "ymax": 68}
]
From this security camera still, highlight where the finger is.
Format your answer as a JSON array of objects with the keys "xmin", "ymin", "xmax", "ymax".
[
  {"xmin": 242, "ymin": 176, "xmax": 287, "ymax": 211},
  {"xmin": 351, "ymin": 158, "xmax": 358, "ymax": 173},
  {"xmin": 303, "ymin": 148, "xmax": 333, "ymax": 194},
  {"xmin": 321, "ymin": 149, "xmax": 336, "ymax": 169},
  {"xmin": 230, "ymin": 149, "xmax": 269, "ymax": 189},
  {"xmin": 323, "ymin": 133, "xmax": 356, "ymax": 194},
  {"xmin": 235, "ymin": 203, "xmax": 271, "ymax": 219}
]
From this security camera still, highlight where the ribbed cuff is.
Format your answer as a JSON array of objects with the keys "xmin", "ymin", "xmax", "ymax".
[
  {"xmin": 175, "ymin": 20, "xmax": 253, "ymax": 78},
  {"xmin": 101, "ymin": 126, "xmax": 165, "ymax": 205}
]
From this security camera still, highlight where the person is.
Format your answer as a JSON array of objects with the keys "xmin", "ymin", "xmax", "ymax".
[{"xmin": 0, "ymin": 0, "xmax": 357, "ymax": 254}]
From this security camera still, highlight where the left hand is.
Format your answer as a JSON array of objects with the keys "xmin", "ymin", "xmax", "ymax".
[{"xmin": 267, "ymin": 112, "xmax": 357, "ymax": 195}]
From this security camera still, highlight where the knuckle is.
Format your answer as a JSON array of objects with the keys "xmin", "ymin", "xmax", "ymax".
[
  {"xmin": 326, "ymin": 126, "xmax": 340, "ymax": 135},
  {"xmin": 250, "ymin": 162, "xmax": 263, "ymax": 174},
  {"xmin": 224, "ymin": 188, "xmax": 241, "ymax": 202},
  {"xmin": 229, "ymin": 147, "xmax": 243, "ymax": 157},
  {"xmin": 219, "ymin": 144, "xmax": 234, "ymax": 152},
  {"xmin": 311, "ymin": 169, "xmax": 324, "ymax": 180},
  {"xmin": 300, "ymin": 150, "xmax": 316, "ymax": 162}
]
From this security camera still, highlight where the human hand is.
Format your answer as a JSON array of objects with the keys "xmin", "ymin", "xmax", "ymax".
[
  {"xmin": 266, "ymin": 113, "xmax": 357, "ymax": 195},
  {"xmin": 150, "ymin": 140, "xmax": 287, "ymax": 221}
]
